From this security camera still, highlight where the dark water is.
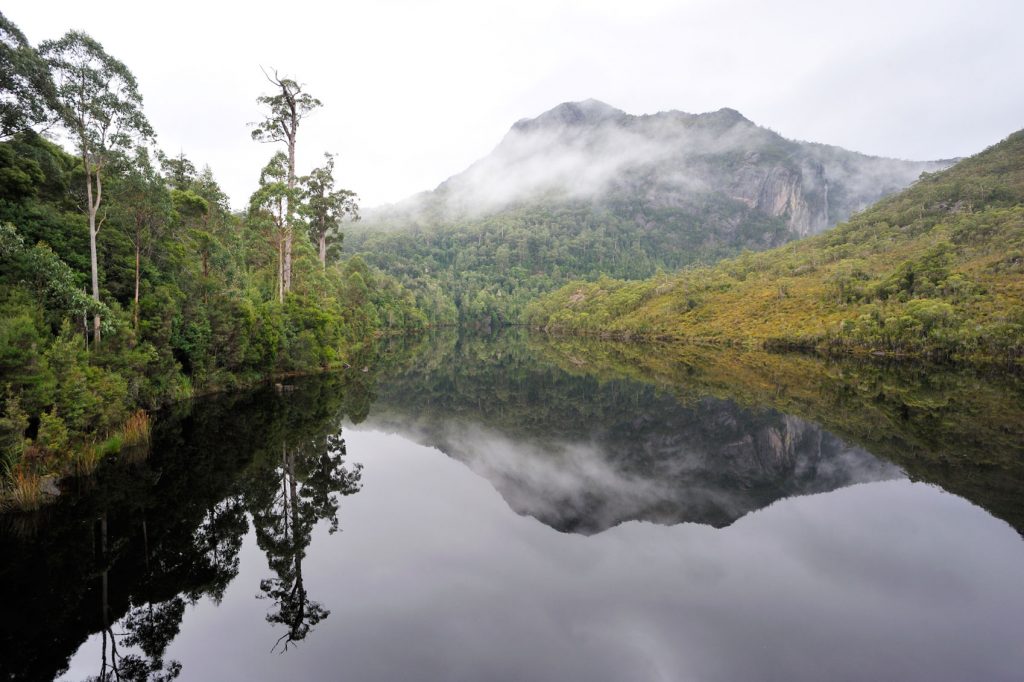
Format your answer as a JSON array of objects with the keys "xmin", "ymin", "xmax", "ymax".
[{"xmin": 2, "ymin": 332, "xmax": 1023, "ymax": 681}]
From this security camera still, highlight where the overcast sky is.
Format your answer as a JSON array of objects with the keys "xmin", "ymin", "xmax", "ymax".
[{"xmin": 7, "ymin": 0, "xmax": 1023, "ymax": 209}]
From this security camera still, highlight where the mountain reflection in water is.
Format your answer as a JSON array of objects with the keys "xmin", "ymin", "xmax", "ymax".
[
  {"xmin": 367, "ymin": 397, "xmax": 900, "ymax": 534},
  {"xmin": 1, "ymin": 329, "xmax": 1021, "ymax": 682}
]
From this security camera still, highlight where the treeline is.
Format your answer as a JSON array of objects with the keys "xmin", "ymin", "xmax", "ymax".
[
  {"xmin": 0, "ymin": 12, "xmax": 425, "ymax": 504},
  {"xmin": 347, "ymin": 191, "xmax": 792, "ymax": 326},
  {"xmin": 525, "ymin": 130, "xmax": 1024, "ymax": 363}
]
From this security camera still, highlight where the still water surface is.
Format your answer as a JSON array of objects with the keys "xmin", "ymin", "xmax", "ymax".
[{"xmin": 3, "ymin": 332, "xmax": 1023, "ymax": 681}]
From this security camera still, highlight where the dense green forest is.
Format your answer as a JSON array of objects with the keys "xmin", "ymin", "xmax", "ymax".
[
  {"xmin": 526, "ymin": 130, "xmax": 1024, "ymax": 362},
  {"xmin": 0, "ymin": 13, "xmax": 425, "ymax": 507},
  {"xmin": 347, "ymin": 194, "xmax": 792, "ymax": 325}
]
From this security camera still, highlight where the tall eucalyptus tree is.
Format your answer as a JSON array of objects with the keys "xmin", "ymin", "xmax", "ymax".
[
  {"xmin": 251, "ymin": 69, "xmax": 321, "ymax": 295},
  {"xmin": 40, "ymin": 31, "xmax": 153, "ymax": 346}
]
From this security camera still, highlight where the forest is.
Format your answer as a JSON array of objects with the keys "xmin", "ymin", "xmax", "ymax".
[
  {"xmin": 346, "ymin": 192, "xmax": 792, "ymax": 326},
  {"xmin": 0, "ymin": 13, "xmax": 426, "ymax": 507}
]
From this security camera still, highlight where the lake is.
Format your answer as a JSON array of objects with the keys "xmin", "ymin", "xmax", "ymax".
[{"xmin": 2, "ymin": 330, "xmax": 1023, "ymax": 681}]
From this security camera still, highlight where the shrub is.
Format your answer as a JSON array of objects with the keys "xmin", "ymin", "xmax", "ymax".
[{"xmin": 35, "ymin": 408, "xmax": 69, "ymax": 458}]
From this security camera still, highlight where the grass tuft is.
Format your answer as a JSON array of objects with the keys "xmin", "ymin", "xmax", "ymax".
[
  {"xmin": 4, "ymin": 470, "xmax": 42, "ymax": 512},
  {"xmin": 122, "ymin": 410, "xmax": 151, "ymax": 448}
]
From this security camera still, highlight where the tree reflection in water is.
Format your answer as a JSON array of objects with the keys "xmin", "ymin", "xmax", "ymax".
[
  {"xmin": 0, "ymin": 359, "xmax": 384, "ymax": 681},
  {"xmin": 249, "ymin": 432, "xmax": 362, "ymax": 652}
]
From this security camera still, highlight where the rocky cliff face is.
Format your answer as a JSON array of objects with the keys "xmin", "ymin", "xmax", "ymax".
[{"xmin": 727, "ymin": 155, "xmax": 830, "ymax": 236}]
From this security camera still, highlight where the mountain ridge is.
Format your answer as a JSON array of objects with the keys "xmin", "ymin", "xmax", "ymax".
[{"xmin": 372, "ymin": 99, "xmax": 949, "ymax": 236}]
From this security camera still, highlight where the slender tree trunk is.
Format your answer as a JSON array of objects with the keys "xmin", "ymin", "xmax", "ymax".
[
  {"xmin": 283, "ymin": 132, "xmax": 296, "ymax": 294},
  {"xmin": 133, "ymin": 232, "xmax": 140, "ymax": 335},
  {"xmin": 142, "ymin": 516, "xmax": 149, "ymax": 572},
  {"xmin": 84, "ymin": 159, "xmax": 102, "ymax": 348},
  {"xmin": 278, "ymin": 234, "xmax": 284, "ymax": 304},
  {"xmin": 283, "ymin": 226, "xmax": 292, "ymax": 293},
  {"xmin": 318, "ymin": 232, "xmax": 326, "ymax": 267},
  {"xmin": 282, "ymin": 443, "xmax": 290, "ymax": 538},
  {"xmin": 289, "ymin": 448, "xmax": 298, "ymax": 537}
]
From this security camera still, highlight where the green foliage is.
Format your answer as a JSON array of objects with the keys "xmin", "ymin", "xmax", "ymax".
[
  {"xmin": 0, "ymin": 389, "xmax": 28, "ymax": 480},
  {"xmin": 0, "ymin": 11, "xmax": 57, "ymax": 137},
  {"xmin": 45, "ymin": 324, "xmax": 129, "ymax": 437},
  {"xmin": 302, "ymin": 152, "xmax": 359, "ymax": 265},
  {"xmin": 35, "ymin": 408, "xmax": 69, "ymax": 457},
  {"xmin": 39, "ymin": 31, "xmax": 154, "ymax": 157},
  {"xmin": 872, "ymin": 242, "xmax": 955, "ymax": 300},
  {"xmin": 1, "ymin": 221, "xmax": 111, "ymax": 326},
  {"xmin": 250, "ymin": 71, "xmax": 322, "ymax": 147}
]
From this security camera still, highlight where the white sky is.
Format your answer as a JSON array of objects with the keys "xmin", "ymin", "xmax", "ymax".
[{"xmin": 6, "ymin": 0, "xmax": 1023, "ymax": 209}]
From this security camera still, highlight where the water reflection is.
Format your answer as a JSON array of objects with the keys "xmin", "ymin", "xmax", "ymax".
[
  {"xmin": 0, "ymin": 374, "xmax": 370, "ymax": 681},
  {"xmin": 368, "ymin": 402, "xmax": 900, "ymax": 534},
  {"xmin": 0, "ymin": 330, "xmax": 1022, "ymax": 681},
  {"xmin": 249, "ymin": 435, "xmax": 361, "ymax": 652}
]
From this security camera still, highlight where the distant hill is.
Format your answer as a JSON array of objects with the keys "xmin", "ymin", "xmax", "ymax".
[
  {"xmin": 525, "ymin": 129, "xmax": 1024, "ymax": 362},
  {"xmin": 347, "ymin": 100, "xmax": 949, "ymax": 324}
]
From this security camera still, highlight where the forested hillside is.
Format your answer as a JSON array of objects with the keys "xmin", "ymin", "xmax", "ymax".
[
  {"xmin": 526, "ymin": 130, "xmax": 1024, "ymax": 362},
  {"xmin": 0, "ymin": 13, "xmax": 425, "ymax": 506},
  {"xmin": 347, "ymin": 100, "xmax": 948, "ymax": 324}
]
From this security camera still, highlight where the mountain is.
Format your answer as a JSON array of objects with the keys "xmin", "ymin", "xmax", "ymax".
[
  {"xmin": 399, "ymin": 99, "xmax": 948, "ymax": 236},
  {"xmin": 525, "ymin": 129, "xmax": 1024, "ymax": 362},
  {"xmin": 346, "ymin": 100, "xmax": 950, "ymax": 324}
]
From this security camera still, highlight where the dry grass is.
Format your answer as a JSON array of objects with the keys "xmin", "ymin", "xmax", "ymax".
[
  {"xmin": 4, "ymin": 470, "xmax": 42, "ymax": 512},
  {"xmin": 122, "ymin": 410, "xmax": 151, "ymax": 448}
]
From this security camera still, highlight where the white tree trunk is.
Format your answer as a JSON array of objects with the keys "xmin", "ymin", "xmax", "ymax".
[
  {"xmin": 84, "ymin": 159, "xmax": 102, "ymax": 347},
  {"xmin": 284, "ymin": 133, "xmax": 296, "ymax": 294}
]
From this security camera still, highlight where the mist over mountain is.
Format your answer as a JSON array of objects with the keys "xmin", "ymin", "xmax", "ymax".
[
  {"xmin": 369, "ymin": 99, "xmax": 950, "ymax": 236},
  {"xmin": 347, "ymin": 101, "xmax": 951, "ymax": 324}
]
